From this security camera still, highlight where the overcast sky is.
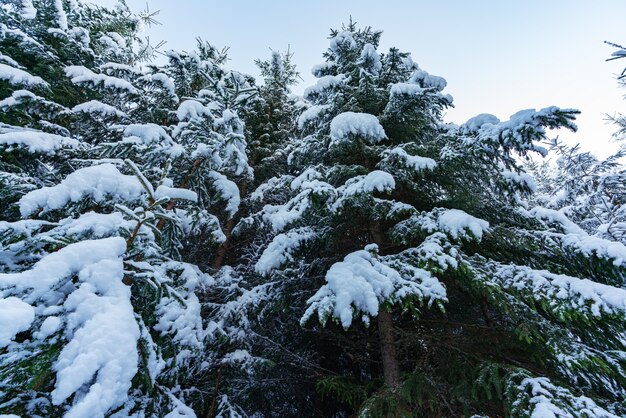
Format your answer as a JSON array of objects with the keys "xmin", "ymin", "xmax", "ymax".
[{"xmin": 123, "ymin": 0, "xmax": 626, "ymax": 157}]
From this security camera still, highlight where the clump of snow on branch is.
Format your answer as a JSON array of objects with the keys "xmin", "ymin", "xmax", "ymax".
[
  {"xmin": 330, "ymin": 112, "xmax": 386, "ymax": 145},
  {"xmin": 19, "ymin": 163, "xmax": 146, "ymax": 217}
]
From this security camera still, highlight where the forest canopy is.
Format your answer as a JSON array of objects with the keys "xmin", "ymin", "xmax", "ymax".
[{"xmin": 1, "ymin": 1, "xmax": 626, "ymax": 417}]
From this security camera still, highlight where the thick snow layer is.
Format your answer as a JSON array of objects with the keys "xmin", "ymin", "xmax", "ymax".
[
  {"xmin": 19, "ymin": 163, "xmax": 145, "ymax": 217},
  {"xmin": 56, "ymin": 212, "xmax": 129, "ymax": 239},
  {"xmin": 358, "ymin": 43, "xmax": 381, "ymax": 75},
  {"xmin": 155, "ymin": 290, "xmax": 204, "ymax": 350},
  {"xmin": 176, "ymin": 99, "xmax": 214, "ymax": 121},
  {"xmin": 529, "ymin": 207, "xmax": 586, "ymax": 235},
  {"xmin": 303, "ymin": 74, "xmax": 345, "ymax": 99},
  {"xmin": 311, "ymin": 62, "xmax": 336, "ymax": 77},
  {"xmin": 561, "ymin": 234, "xmax": 626, "ymax": 267},
  {"xmin": 65, "ymin": 65, "xmax": 138, "ymax": 94},
  {"xmin": 491, "ymin": 263, "xmax": 626, "ymax": 318},
  {"xmin": 0, "ymin": 89, "xmax": 36, "ymax": 107},
  {"xmin": 208, "ymin": 171, "xmax": 240, "ymax": 218},
  {"xmin": 462, "ymin": 113, "xmax": 500, "ymax": 133},
  {"xmin": 261, "ymin": 193, "xmax": 311, "ymax": 233},
  {"xmin": 36, "ymin": 315, "xmax": 61, "ymax": 339},
  {"xmin": 0, "ymin": 130, "xmax": 79, "ymax": 154},
  {"xmin": 152, "ymin": 261, "xmax": 210, "ymax": 353},
  {"xmin": 0, "ymin": 237, "xmax": 127, "ymax": 304},
  {"xmin": 341, "ymin": 170, "xmax": 395, "ymax": 196},
  {"xmin": 302, "ymin": 244, "xmax": 446, "ymax": 328},
  {"xmin": 123, "ymin": 123, "xmax": 185, "ymax": 159},
  {"xmin": 255, "ymin": 227, "xmax": 316, "ymax": 275},
  {"xmin": 516, "ymin": 376, "xmax": 619, "ymax": 418},
  {"xmin": 0, "ymin": 296, "xmax": 34, "ymax": 347},
  {"xmin": 389, "ymin": 83, "xmax": 424, "ymax": 97},
  {"xmin": 466, "ymin": 107, "xmax": 577, "ymax": 157},
  {"xmin": 329, "ymin": 31, "xmax": 357, "ymax": 53},
  {"xmin": 72, "ymin": 100, "xmax": 126, "ymax": 118},
  {"xmin": 155, "ymin": 185, "xmax": 198, "ymax": 202},
  {"xmin": 297, "ymin": 104, "xmax": 329, "ymax": 129},
  {"xmin": 409, "ymin": 69, "xmax": 447, "ymax": 91},
  {"xmin": 0, "ymin": 63, "xmax": 47, "ymax": 87},
  {"xmin": 383, "ymin": 147, "xmax": 436, "ymax": 172},
  {"xmin": 52, "ymin": 256, "xmax": 140, "ymax": 418},
  {"xmin": 330, "ymin": 112, "xmax": 386, "ymax": 145},
  {"xmin": 140, "ymin": 72, "xmax": 176, "ymax": 97},
  {"xmin": 437, "ymin": 209, "xmax": 489, "ymax": 240},
  {"xmin": 163, "ymin": 395, "xmax": 198, "ymax": 418},
  {"xmin": 53, "ymin": 0, "xmax": 67, "ymax": 30},
  {"xmin": 406, "ymin": 233, "xmax": 459, "ymax": 271},
  {"xmin": 20, "ymin": 0, "xmax": 37, "ymax": 19},
  {"xmin": 502, "ymin": 170, "xmax": 537, "ymax": 191}
]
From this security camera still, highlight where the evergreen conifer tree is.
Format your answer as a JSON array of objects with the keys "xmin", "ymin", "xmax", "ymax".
[{"xmin": 244, "ymin": 22, "xmax": 626, "ymax": 416}]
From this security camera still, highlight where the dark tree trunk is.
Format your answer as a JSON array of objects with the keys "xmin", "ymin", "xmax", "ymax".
[{"xmin": 377, "ymin": 307, "xmax": 401, "ymax": 387}]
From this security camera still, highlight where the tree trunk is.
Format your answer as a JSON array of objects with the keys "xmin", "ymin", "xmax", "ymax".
[
  {"xmin": 377, "ymin": 307, "xmax": 401, "ymax": 387},
  {"xmin": 210, "ymin": 217, "xmax": 236, "ymax": 270}
]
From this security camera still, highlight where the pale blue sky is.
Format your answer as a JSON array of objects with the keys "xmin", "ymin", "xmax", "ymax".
[{"xmin": 124, "ymin": 0, "xmax": 626, "ymax": 156}]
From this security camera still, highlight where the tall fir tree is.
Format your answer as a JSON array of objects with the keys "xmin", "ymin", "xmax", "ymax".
[
  {"xmin": 0, "ymin": 1, "xmax": 249, "ymax": 416},
  {"xmin": 242, "ymin": 22, "xmax": 626, "ymax": 416}
]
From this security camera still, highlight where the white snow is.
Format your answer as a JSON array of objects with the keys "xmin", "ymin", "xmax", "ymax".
[
  {"xmin": 0, "ymin": 63, "xmax": 47, "ymax": 87},
  {"xmin": 502, "ymin": 170, "xmax": 537, "ymax": 192},
  {"xmin": 56, "ymin": 212, "xmax": 131, "ymax": 239},
  {"xmin": 140, "ymin": 72, "xmax": 176, "ymax": 97},
  {"xmin": 561, "ymin": 234, "xmax": 626, "ymax": 267},
  {"xmin": 437, "ymin": 209, "xmax": 489, "ymax": 240},
  {"xmin": 52, "ymin": 256, "xmax": 140, "ymax": 418},
  {"xmin": 0, "ymin": 89, "xmax": 36, "ymax": 107},
  {"xmin": 72, "ymin": 100, "xmax": 126, "ymax": 118},
  {"xmin": 261, "ymin": 194, "xmax": 310, "ymax": 233},
  {"xmin": 529, "ymin": 207, "xmax": 586, "ymax": 235},
  {"xmin": 302, "ymin": 244, "xmax": 446, "ymax": 328},
  {"xmin": 53, "ymin": 0, "xmax": 68, "ymax": 30},
  {"xmin": 491, "ymin": 263, "xmax": 626, "ymax": 318},
  {"xmin": 155, "ymin": 185, "xmax": 198, "ymax": 202},
  {"xmin": 303, "ymin": 74, "xmax": 345, "ymax": 99},
  {"xmin": 389, "ymin": 83, "xmax": 425, "ymax": 97},
  {"xmin": 0, "ymin": 237, "xmax": 127, "ymax": 304},
  {"xmin": 65, "ymin": 65, "xmax": 138, "ymax": 94},
  {"xmin": 36, "ymin": 316, "xmax": 61, "ymax": 339},
  {"xmin": 466, "ymin": 107, "xmax": 577, "ymax": 157},
  {"xmin": 123, "ymin": 123, "xmax": 185, "ymax": 159},
  {"xmin": 19, "ymin": 163, "xmax": 146, "ymax": 217},
  {"xmin": 176, "ymin": 99, "xmax": 213, "ymax": 121},
  {"xmin": 0, "ymin": 130, "xmax": 79, "ymax": 154},
  {"xmin": 462, "ymin": 113, "xmax": 500, "ymax": 133},
  {"xmin": 255, "ymin": 227, "xmax": 316, "ymax": 275},
  {"xmin": 20, "ymin": 0, "xmax": 37, "ymax": 19},
  {"xmin": 330, "ymin": 112, "xmax": 386, "ymax": 145},
  {"xmin": 329, "ymin": 31, "xmax": 357, "ymax": 53},
  {"xmin": 0, "ymin": 296, "xmax": 34, "ymax": 347},
  {"xmin": 311, "ymin": 62, "xmax": 336, "ymax": 77},
  {"xmin": 339, "ymin": 170, "xmax": 395, "ymax": 197},
  {"xmin": 409, "ymin": 69, "xmax": 447, "ymax": 91},
  {"xmin": 516, "ymin": 376, "xmax": 619, "ymax": 418},
  {"xmin": 382, "ymin": 147, "xmax": 436, "ymax": 172},
  {"xmin": 208, "ymin": 171, "xmax": 240, "ymax": 218},
  {"xmin": 297, "ymin": 104, "xmax": 329, "ymax": 129},
  {"xmin": 358, "ymin": 43, "xmax": 381, "ymax": 75}
]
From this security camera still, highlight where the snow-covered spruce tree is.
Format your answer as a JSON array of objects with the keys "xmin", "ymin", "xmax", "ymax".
[
  {"xmin": 245, "ymin": 22, "xmax": 626, "ymax": 416},
  {"xmin": 240, "ymin": 49, "xmax": 300, "ymax": 184},
  {"xmin": 162, "ymin": 49, "xmax": 304, "ymax": 418},
  {"xmin": 0, "ymin": 2, "xmax": 222, "ymax": 416},
  {"xmin": 528, "ymin": 42, "xmax": 626, "ymax": 246}
]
